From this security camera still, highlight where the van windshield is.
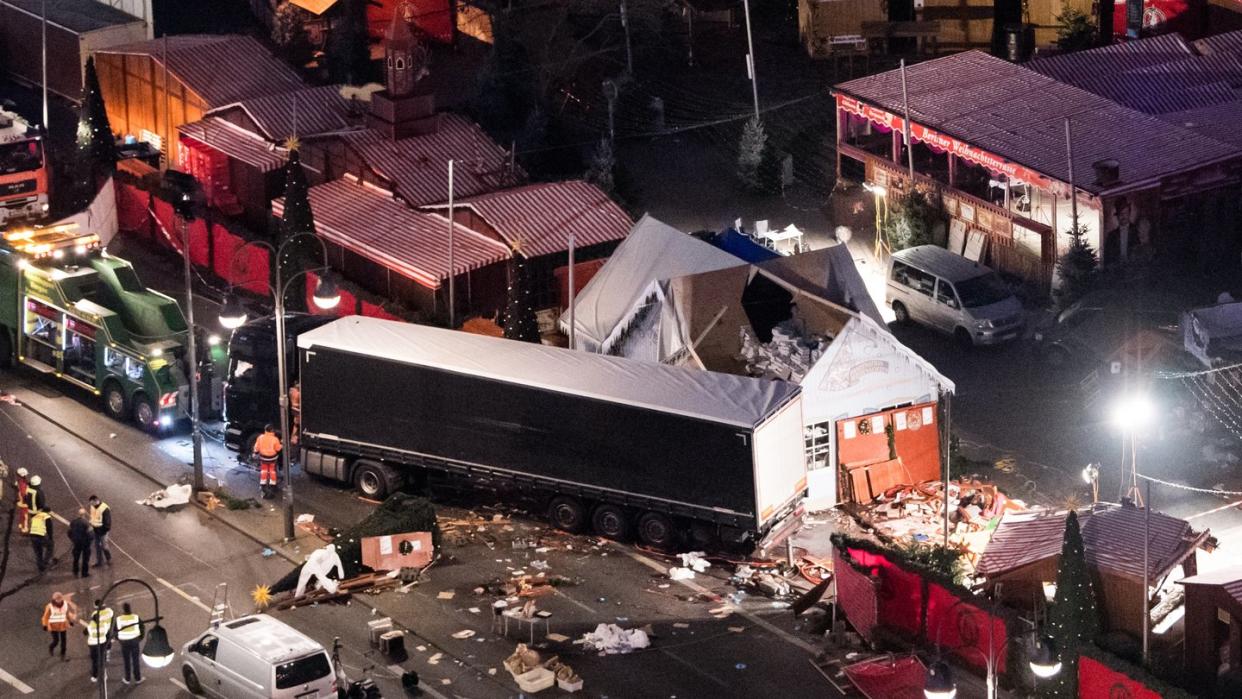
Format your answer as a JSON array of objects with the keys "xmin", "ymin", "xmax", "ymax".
[
  {"xmin": 275, "ymin": 652, "xmax": 331, "ymax": 689},
  {"xmin": 955, "ymin": 273, "xmax": 1010, "ymax": 308}
]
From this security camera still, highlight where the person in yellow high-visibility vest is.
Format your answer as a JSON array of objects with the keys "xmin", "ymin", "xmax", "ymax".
[
  {"xmin": 28, "ymin": 510, "xmax": 53, "ymax": 572},
  {"xmin": 85, "ymin": 603, "xmax": 113, "ymax": 683},
  {"xmin": 88, "ymin": 495, "xmax": 112, "ymax": 567},
  {"xmin": 115, "ymin": 602, "xmax": 144, "ymax": 685}
]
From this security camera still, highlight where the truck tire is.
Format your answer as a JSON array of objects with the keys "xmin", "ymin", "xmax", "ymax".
[
  {"xmin": 891, "ymin": 301, "xmax": 909, "ymax": 325},
  {"xmin": 132, "ymin": 392, "xmax": 158, "ymax": 432},
  {"xmin": 591, "ymin": 503, "xmax": 630, "ymax": 540},
  {"xmin": 637, "ymin": 512, "xmax": 676, "ymax": 549},
  {"xmin": 102, "ymin": 381, "xmax": 127, "ymax": 421},
  {"xmin": 353, "ymin": 460, "xmax": 399, "ymax": 500},
  {"xmin": 0, "ymin": 326, "xmax": 11, "ymax": 368},
  {"xmin": 548, "ymin": 496, "xmax": 587, "ymax": 533}
]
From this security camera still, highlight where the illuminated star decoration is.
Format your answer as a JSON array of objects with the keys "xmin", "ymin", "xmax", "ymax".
[
  {"xmin": 251, "ymin": 584, "xmax": 273, "ymax": 610},
  {"xmin": 284, "ymin": 135, "xmax": 301, "ymax": 153}
]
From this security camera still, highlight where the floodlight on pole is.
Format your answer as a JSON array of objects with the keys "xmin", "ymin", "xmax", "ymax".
[{"xmin": 1110, "ymin": 392, "xmax": 1154, "ymax": 431}]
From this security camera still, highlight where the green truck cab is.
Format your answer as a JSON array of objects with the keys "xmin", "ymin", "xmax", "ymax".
[{"xmin": 0, "ymin": 224, "xmax": 223, "ymax": 430}]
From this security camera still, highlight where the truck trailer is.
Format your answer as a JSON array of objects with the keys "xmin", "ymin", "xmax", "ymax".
[{"xmin": 296, "ymin": 316, "xmax": 807, "ymax": 549}]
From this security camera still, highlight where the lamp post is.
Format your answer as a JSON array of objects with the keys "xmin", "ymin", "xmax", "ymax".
[
  {"xmin": 218, "ymin": 233, "xmax": 340, "ymax": 540},
  {"xmin": 93, "ymin": 578, "xmax": 175, "ymax": 699}
]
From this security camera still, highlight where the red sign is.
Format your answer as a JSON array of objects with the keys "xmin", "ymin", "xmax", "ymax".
[{"xmin": 836, "ymin": 94, "xmax": 1069, "ymax": 196}]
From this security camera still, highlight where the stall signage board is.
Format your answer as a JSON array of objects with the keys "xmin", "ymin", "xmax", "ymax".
[{"xmin": 836, "ymin": 94, "xmax": 1068, "ymax": 196}]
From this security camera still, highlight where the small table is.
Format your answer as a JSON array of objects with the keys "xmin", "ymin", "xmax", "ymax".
[{"xmin": 502, "ymin": 610, "xmax": 550, "ymax": 644}]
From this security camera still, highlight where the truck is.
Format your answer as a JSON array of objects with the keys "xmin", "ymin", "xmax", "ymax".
[
  {"xmin": 0, "ymin": 222, "xmax": 223, "ymax": 430},
  {"xmin": 290, "ymin": 316, "xmax": 808, "ymax": 550},
  {"xmin": 0, "ymin": 105, "xmax": 50, "ymax": 225}
]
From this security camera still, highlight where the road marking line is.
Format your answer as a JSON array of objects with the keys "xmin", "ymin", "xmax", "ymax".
[
  {"xmin": 155, "ymin": 577, "xmax": 212, "ymax": 613},
  {"xmin": 170, "ymin": 678, "xmax": 188, "ymax": 691},
  {"xmin": 553, "ymin": 587, "xmax": 597, "ymax": 614},
  {"xmin": 660, "ymin": 647, "xmax": 730, "ymax": 689},
  {"xmin": 51, "ymin": 512, "xmax": 69, "ymax": 525},
  {"xmin": 621, "ymin": 548, "xmax": 818, "ymax": 655},
  {"xmin": 0, "ymin": 666, "xmax": 34, "ymax": 694}
]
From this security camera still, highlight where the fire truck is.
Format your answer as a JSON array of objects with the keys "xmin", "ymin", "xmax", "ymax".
[
  {"xmin": 0, "ymin": 106, "xmax": 49, "ymax": 225},
  {"xmin": 0, "ymin": 223, "xmax": 225, "ymax": 430}
]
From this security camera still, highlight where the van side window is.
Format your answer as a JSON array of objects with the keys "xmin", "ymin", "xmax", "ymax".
[
  {"xmin": 276, "ymin": 652, "xmax": 333, "ymax": 689},
  {"xmin": 891, "ymin": 261, "xmax": 912, "ymax": 286},
  {"xmin": 906, "ymin": 267, "xmax": 936, "ymax": 296},
  {"xmin": 194, "ymin": 635, "xmax": 219, "ymax": 660},
  {"xmin": 935, "ymin": 281, "xmax": 959, "ymax": 308}
]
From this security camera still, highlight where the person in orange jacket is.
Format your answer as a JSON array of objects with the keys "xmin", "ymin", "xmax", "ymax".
[
  {"xmin": 42, "ymin": 591, "xmax": 76, "ymax": 660},
  {"xmin": 253, "ymin": 425, "xmax": 282, "ymax": 498}
]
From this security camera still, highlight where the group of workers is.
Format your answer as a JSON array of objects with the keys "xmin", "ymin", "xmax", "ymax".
[
  {"xmin": 9, "ymin": 463, "xmax": 113, "ymax": 575},
  {"xmin": 41, "ymin": 592, "xmax": 146, "ymax": 684}
]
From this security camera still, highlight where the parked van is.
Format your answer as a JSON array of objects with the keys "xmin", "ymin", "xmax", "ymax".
[
  {"xmin": 886, "ymin": 246, "xmax": 1024, "ymax": 346},
  {"xmin": 180, "ymin": 614, "xmax": 337, "ymax": 698}
]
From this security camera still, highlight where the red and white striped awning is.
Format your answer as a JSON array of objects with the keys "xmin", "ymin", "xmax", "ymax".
[
  {"xmin": 273, "ymin": 177, "xmax": 510, "ymax": 289},
  {"xmin": 179, "ymin": 117, "xmax": 287, "ymax": 172},
  {"xmin": 424, "ymin": 180, "xmax": 632, "ymax": 258}
]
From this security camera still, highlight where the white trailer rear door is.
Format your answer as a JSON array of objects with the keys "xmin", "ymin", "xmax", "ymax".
[{"xmin": 751, "ymin": 396, "xmax": 807, "ymax": 529}]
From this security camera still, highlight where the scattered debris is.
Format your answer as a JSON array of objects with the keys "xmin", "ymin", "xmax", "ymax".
[
  {"xmin": 728, "ymin": 626, "xmax": 745, "ymax": 633},
  {"xmin": 437, "ymin": 591, "xmax": 455, "ymax": 600},
  {"xmin": 546, "ymin": 633, "xmax": 570, "ymax": 643},
  {"xmin": 295, "ymin": 513, "xmax": 315, "ymax": 525},
  {"xmin": 579, "ymin": 623, "xmax": 650, "ymax": 655},
  {"xmin": 451, "ymin": 630, "xmax": 476, "ymax": 640},
  {"xmin": 677, "ymin": 551, "xmax": 711, "ymax": 573},
  {"xmin": 138, "ymin": 483, "xmax": 193, "ymax": 509},
  {"xmin": 668, "ymin": 567, "xmax": 696, "ymax": 580}
]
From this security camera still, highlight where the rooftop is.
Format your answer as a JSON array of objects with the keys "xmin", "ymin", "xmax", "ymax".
[
  {"xmin": 97, "ymin": 35, "xmax": 304, "ymax": 107},
  {"xmin": 834, "ymin": 50, "xmax": 1241, "ymax": 196},
  {"xmin": 179, "ymin": 118, "xmax": 288, "ymax": 172},
  {"xmin": 272, "ymin": 176, "xmax": 511, "ymax": 289},
  {"xmin": 425, "ymin": 180, "xmax": 632, "ymax": 258},
  {"xmin": 209, "ymin": 85, "xmax": 360, "ymax": 143},
  {"xmin": 341, "ymin": 114, "xmax": 522, "ymax": 207},
  {"xmin": 219, "ymin": 615, "xmax": 323, "ymax": 664},
  {"xmin": 1, "ymin": 0, "xmax": 142, "ymax": 33}
]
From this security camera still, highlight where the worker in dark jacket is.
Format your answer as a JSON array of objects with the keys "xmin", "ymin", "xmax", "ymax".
[
  {"xmin": 68, "ymin": 508, "xmax": 93, "ymax": 578},
  {"xmin": 88, "ymin": 495, "xmax": 112, "ymax": 567}
]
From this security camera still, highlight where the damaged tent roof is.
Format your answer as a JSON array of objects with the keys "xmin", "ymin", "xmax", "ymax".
[
  {"xmin": 754, "ymin": 245, "xmax": 886, "ymax": 326},
  {"xmin": 299, "ymin": 316, "xmax": 800, "ymax": 428},
  {"xmin": 566, "ymin": 214, "xmax": 742, "ymax": 348}
]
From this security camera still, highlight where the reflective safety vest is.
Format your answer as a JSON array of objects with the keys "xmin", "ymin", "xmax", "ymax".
[
  {"xmin": 89, "ymin": 502, "xmax": 109, "ymax": 528},
  {"xmin": 46, "ymin": 603, "xmax": 67, "ymax": 626},
  {"xmin": 255, "ymin": 433, "xmax": 282, "ymax": 460},
  {"xmin": 115, "ymin": 613, "xmax": 141, "ymax": 641},
  {"xmin": 29, "ymin": 511, "xmax": 49, "ymax": 537},
  {"xmin": 93, "ymin": 607, "xmax": 114, "ymax": 634},
  {"xmin": 85, "ymin": 619, "xmax": 106, "ymax": 646},
  {"xmin": 24, "ymin": 486, "xmax": 40, "ymax": 512}
]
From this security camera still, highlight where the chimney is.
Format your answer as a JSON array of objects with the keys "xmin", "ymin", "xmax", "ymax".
[{"xmin": 1092, "ymin": 159, "xmax": 1120, "ymax": 187}]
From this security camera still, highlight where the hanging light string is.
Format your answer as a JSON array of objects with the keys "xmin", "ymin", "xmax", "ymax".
[{"xmin": 1136, "ymin": 472, "xmax": 1242, "ymax": 497}]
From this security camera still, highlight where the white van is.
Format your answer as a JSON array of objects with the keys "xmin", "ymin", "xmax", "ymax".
[
  {"xmin": 180, "ymin": 614, "xmax": 337, "ymax": 698},
  {"xmin": 886, "ymin": 246, "xmax": 1024, "ymax": 346}
]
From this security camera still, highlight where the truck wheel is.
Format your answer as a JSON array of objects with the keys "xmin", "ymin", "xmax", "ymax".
[
  {"xmin": 0, "ymin": 327, "xmax": 11, "ymax": 368},
  {"xmin": 132, "ymin": 392, "xmax": 158, "ymax": 432},
  {"xmin": 548, "ymin": 496, "xmax": 587, "ymax": 533},
  {"xmin": 592, "ymin": 504, "xmax": 630, "ymax": 540},
  {"xmin": 353, "ymin": 460, "xmax": 394, "ymax": 500},
  {"xmin": 637, "ymin": 512, "xmax": 677, "ymax": 549},
  {"xmin": 182, "ymin": 665, "xmax": 204, "ymax": 695},
  {"xmin": 102, "ymin": 381, "xmax": 127, "ymax": 421},
  {"xmin": 891, "ymin": 302, "xmax": 909, "ymax": 325}
]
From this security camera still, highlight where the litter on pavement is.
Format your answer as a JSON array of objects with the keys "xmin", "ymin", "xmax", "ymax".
[
  {"xmin": 137, "ymin": 483, "xmax": 192, "ymax": 509},
  {"xmin": 578, "ymin": 623, "xmax": 651, "ymax": 654}
]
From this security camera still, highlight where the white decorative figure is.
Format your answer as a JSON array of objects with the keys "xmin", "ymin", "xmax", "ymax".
[{"xmin": 296, "ymin": 544, "xmax": 344, "ymax": 598}]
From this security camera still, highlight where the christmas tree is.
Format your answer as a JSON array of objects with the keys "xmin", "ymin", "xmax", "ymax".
[
  {"xmin": 1041, "ymin": 510, "xmax": 1100, "ymax": 698},
  {"xmin": 327, "ymin": 0, "xmax": 372, "ymax": 85},
  {"xmin": 76, "ymin": 57, "xmax": 117, "ymax": 179},
  {"xmin": 501, "ymin": 251, "xmax": 540, "ymax": 343},
  {"xmin": 584, "ymin": 138, "xmax": 616, "ymax": 196},
  {"xmin": 1054, "ymin": 222, "xmax": 1098, "ymax": 309},
  {"xmin": 278, "ymin": 146, "xmax": 319, "ymax": 312},
  {"xmin": 737, "ymin": 116, "xmax": 767, "ymax": 192}
]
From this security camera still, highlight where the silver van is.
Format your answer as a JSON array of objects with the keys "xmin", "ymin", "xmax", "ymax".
[
  {"xmin": 180, "ymin": 614, "xmax": 337, "ymax": 698},
  {"xmin": 886, "ymin": 246, "xmax": 1024, "ymax": 346}
]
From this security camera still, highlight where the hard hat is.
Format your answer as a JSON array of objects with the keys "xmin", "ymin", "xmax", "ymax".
[
  {"xmin": 17, "ymin": 467, "xmax": 28, "ymax": 477},
  {"xmin": 29, "ymin": 475, "xmax": 41, "ymax": 486}
]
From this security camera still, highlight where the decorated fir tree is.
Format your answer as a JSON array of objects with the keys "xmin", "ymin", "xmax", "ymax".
[
  {"xmin": 584, "ymin": 138, "xmax": 616, "ymax": 196},
  {"xmin": 1054, "ymin": 222, "xmax": 1098, "ymax": 309},
  {"xmin": 278, "ymin": 145, "xmax": 319, "ymax": 312},
  {"xmin": 1042, "ymin": 510, "xmax": 1100, "ymax": 698},
  {"xmin": 737, "ymin": 116, "xmax": 767, "ymax": 192},
  {"xmin": 501, "ymin": 251, "xmax": 540, "ymax": 343},
  {"xmin": 76, "ymin": 57, "xmax": 117, "ymax": 178}
]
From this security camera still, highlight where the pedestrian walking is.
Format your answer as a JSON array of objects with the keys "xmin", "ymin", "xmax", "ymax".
[
  {"xmin": 84, "ymin": 602, "xmax": 112, "ymax": 683},
  {"xmin": 29, "ymin": 509, "xmax": 53, "ymax": 572},
  {"xmin": 253, "ymin": 424, "xmax": 282, "ymax": 499},
  {"xmin": 88, "ymin": 495, "xmax": 112, "ymax": 567},
  {"xmin": 115, "ymin": 602, "xmax": 144, "ymax": 684},
  {"xmin": 68, "ymin": 508, "xmax": 93, "ymax": 578},
  {"xmin": 42, "ymin": 591, "xmax": 76, "ymax": 660},
  {"xmin": 17, "ymin": 470, "xmax": 35, "ymax": 534}
]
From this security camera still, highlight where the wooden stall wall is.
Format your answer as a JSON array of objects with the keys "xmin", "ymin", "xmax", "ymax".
[{"xmin": 95, "ymin": 52, "xmax": 207, "ymax": 165}]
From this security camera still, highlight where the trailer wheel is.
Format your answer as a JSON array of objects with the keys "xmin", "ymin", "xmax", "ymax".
[
  {"xmin": 353, "ymin": 460, "xmax": 394, "ymax": 500},
  {"xmin": 637, "ymin": 512, "xmax": 677, "ymax": 549},
  {"xmin": 102, "ymin": 381, "xmax": 128, "ymax": 421},
  {"xmin": 548, "ymin": 496, "xmax": 587, "ymax": 533},
  {"xmin": 591, "ymin": 504, "xmax": 631, "ymax": 540}
]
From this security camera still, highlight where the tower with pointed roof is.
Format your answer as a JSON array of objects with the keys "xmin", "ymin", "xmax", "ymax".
[{"xmin": 385, "ymin": 8, "xmax": 417, "ymax": 98}]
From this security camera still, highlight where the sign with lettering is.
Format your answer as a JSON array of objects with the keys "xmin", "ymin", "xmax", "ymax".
[{"xmin": 836, "ymin": 93, "xmax": 1069, "ymax": 196}]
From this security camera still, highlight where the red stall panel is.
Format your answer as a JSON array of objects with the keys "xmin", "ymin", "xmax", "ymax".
[
  {"xmin": 1078, "ymin": 656, "xmax": 1163, "ymax": 699},
  {"xmin": 116, "ymin": 182, "xmax": 151, "ymax": 234},
  {"xmin": 188, "ymin": 218, "xmax": 210, "ymax": 268}
]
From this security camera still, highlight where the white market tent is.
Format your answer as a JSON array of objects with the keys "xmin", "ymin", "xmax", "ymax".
[
  {"xmin": 563, "ymin": 214, "xmax": 741, "ymax": 352},
  {"xmin": 298, "ymin": 315, "xmax": 800, "ymax": 429}
]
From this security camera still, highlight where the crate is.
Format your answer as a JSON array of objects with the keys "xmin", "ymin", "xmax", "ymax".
[
  {"xmin": 513, "ymin": 667, "xmax": 555, "ymax": 693},
  {"xmin": 367, "ymin": 618, "xmax": 393, "ymax": 646}
]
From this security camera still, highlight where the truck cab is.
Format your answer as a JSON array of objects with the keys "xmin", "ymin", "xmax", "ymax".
[
  {"xmin": 0, "ymin": 107, "xmax": 50, "ymax": 226},
  {"xmin": 223, "ymin": 313, "xmax": 333, "ymax": 454},
  {"xmin": 0, "ymin": 224, "xmax": 225, "ymax": 430}
]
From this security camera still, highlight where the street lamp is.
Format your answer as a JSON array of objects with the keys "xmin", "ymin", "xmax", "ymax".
[
  {"xmin": 1029, "ymin": 636, "xmax": 1062, "ymax": 679},
  {"xmin": 94, "ymin": 577, "xmax": 173, "ymax": 699},
  {"xmin": 923, "ymin": 661, "xmax": 956, "ymax": 699},
  {"xmin": 218, "ymin": 233, "xmax": 339, "ymax": 540}
]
